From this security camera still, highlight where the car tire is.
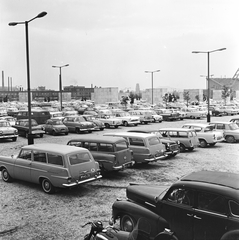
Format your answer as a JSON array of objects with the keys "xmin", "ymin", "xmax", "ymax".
[
  {"xmin": 120, "ymin": 214, "xmax": 135, "ymax": 232},
  {"xmin": 100, "ymin": 128, "xmax": 104, "ymax": 131},
  {"xmin": 41, "ymin": 178, "xmax": 55, "ymax": 194},
  {"xmin": 52, "ymin": 131, "xmax": 56, "ymax": 136},
  {"xmin": 76, "ymin": 128, "xmax": 80, "ymax": 134},
  {"xmin": 2, "ymin": 168, "xmax": 12, "ymax": 182},
  {"xmin": 226, "ymin": 135, "xmax": 236, "ymax": 143},
  {"xmin": 88, "ymin": 130, "xmax": 92, "ymax": 133},
  {"xmin": 209, "ymin": 143, "xmax": 216, "ymax": 147},
  {"xmin": 179, "ymin": 143, "xmax": 186, "ymax": 152},
  {"xmin": 188, "ymin": 147, "xmax": 194, "ymax": 152},
  {"xmin": 65, "ymin": 132, "xmax": 68, "ymax": 135},
  {"xmin": 40, "ymin": 133, "xmax": 44, "ymax": 138},
  {"xmin": 115, "ymin": 125, "xmax": 119, "ymax": 128},
  {"xmin": 199, "ymin": 139, "xmax": 207, "ymax": 148},
  {"xmin": 105, "ymin": 123, "xmax": 110, "ymax": 128},
  {"xmin": 124, "ymin": 121, "xmax": 128, "ymax": 127}
]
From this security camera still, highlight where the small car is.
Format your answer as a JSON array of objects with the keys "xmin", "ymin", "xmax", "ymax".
[
  {"xmin": 111, "ymin": 111, "xmax": 140, "ymax": 127},
  {"xmin": 209, "ymin": 121, "xmax": 239, "ymax": 143},
  {"xmin": 67, "ymin": 136, "xmax": 134, "ymax": 173},
  {"xmin": 181, "ymin": 107, "xmax": 206, "ymax": 119},
  {"xmin": 218, "ymin": 106, "xmax": 238, "ymax": 116},
  {"xmin": 96, "ymin": 114, "xmax": 122, "ymax": 129},
  {"xmin": 13, "ymin": 119, "xmax": 45, "ymax": 138},
  {"xmin": 0, "ymin": 143, "xmax": 102, "ymax": 193},
  {"xmin": 182, "ymin": 123, "xmax": 224, "ymax": 147},
  {"xmin": 62, "ymin": 115, "xmax": 95, "ymax": 133},
  {"xmin": 127, "ymin": 129, "xmax": 180, "ymax": 157},
  {"xmin": 82, "ymin": 114, "xmax": 105, "ymax": 131},
  {"xmin": 44, "ymin": 119, "xmax": 69, "ymax": 136},
  {"xmin": 111, "ymin": 170, "xmax": 239, "ymax": 240},
  {"xmin": 128, "ymin": 110, "xmax": 153, "ymax": 124},
  {"xmin": 157, "ymin": 128, "xmax": 200, "ymax": 152},
  {"xmin": 104, "ymin": 132, "xmax": 167, "ymax": 163},
  {"xmin": 0, "ymin": 120, "xmax": 18, "ymax": 142}
]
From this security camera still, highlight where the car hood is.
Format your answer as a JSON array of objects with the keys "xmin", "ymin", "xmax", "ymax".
[
  {"xmin": 0, "ymin": 126, "xmax": 16, "ymax": 132},
  {"xmin": 126, "ymin": 184, "xmax": 168, "ymax": 206}
]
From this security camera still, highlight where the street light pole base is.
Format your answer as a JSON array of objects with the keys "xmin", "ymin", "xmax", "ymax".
[
  {"xmin": 28, "ymin": 134, "xmax": 34, "ymax": 145},
  {"xmin": 207, "ymin": 113, "xmax": 211, "ymax": 123}
]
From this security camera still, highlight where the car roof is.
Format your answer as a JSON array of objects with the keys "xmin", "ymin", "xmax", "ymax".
[
  {"xmin": 104, "ymin": 132, "xmax": 157, "ymax": 138},
  {"xmin": 158, "ymin": 128, "xmax": 195, "ymax": 132},
  {"xmin": 181, "ymin": 171, "xmax": 239, "ymax": 190},
  {"xmin": 209, "ymin": 121, "xmax": 232, "ymax": 124},
  {"xmin": 21, "ymin": 143, "xmax": 88, "ymax": 155},
  {"xmin": 68, "ymin": 136, "xmax": 127, "ymax": 144},
  {"xmin": 182, "ymin": 123, "xmax": 211, "ymax": 127}
]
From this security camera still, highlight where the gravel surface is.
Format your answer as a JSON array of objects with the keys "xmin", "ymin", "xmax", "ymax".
[{"xmin": 0, "ymin": 115, "xmax": 238, "ymax": 240}]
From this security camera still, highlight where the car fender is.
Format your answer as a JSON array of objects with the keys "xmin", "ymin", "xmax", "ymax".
[
  {"xmin": 112, "ymin": 200, "xmax": 169, "ymax": 237},
  {"xmin": 220, "ymin": 230, "xmax": 239, "ymax": 240},
  {"xmin": 154, "ymin": 230, "xmax": 179, "ymax": 240}
]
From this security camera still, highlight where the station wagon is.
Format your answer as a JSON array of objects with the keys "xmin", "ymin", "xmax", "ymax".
[
  {"xmin": 104, "ymin": 132, "xmax": 167, "ymax": 163},
  {"xmin": 157, "ymin": 128, "xmax": 199, "ymax": 152},
  {"xmin": 67, "ymin": 136, "xmax": 134, "ymax": 173},
  {"xmin": 0, "ymin": 143, "xmax": 102, "ymax": 193}
]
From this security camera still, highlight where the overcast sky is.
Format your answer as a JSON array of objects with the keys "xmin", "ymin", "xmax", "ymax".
[{"xmin": 1, "ymin": 0, "xmax": 239, "ymax": 92}]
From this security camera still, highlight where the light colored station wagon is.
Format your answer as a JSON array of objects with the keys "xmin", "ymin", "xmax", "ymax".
[
  {"xmin": 182, "ymin": 123, "xmax": 224, "ymax": 147},
  {"xmin": 157, "ymin": 128, "xmax": 200, "ymax": 152},
  {"xmin": 104, "ymin": 132, "xmax": 167, "ymax": 163},
  {"xmin": 0, "ymin": 143, "xmax": 102, "ymax": 193}
]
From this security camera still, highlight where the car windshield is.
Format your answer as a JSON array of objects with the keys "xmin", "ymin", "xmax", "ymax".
[
  {"xmin": 52, "ymin": 120, "xmax": 63, "ymax": 125},
  {"xmin": 76, "ymin": 116, "xmax": 86, "ymax": 122},
  {"xmin": 204, "ymin": 126, "xmax": 214, "ymax": 132},
  {"xmin": 0, "ymin": 121, "xmax": 10, "ymax": 127},
  {"xmin": 53, "ymin": 113, "xmax": 63, "ymax": 117},
  {"xmin": 229, "ymin": 123, "xmax": 239, "ymax": 130},
  {"xmin": 24, "ymin": 119, "xmax": 38, "ymax": 127}
]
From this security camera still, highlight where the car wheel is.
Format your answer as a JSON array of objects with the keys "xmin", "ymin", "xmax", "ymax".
[
  {"xmin": 105, "ymin": 123, "xmax": 110, "ymax": 128},
  {"xmin": 120, "ymin": 214, "xmax": 135, "ymax": 232},
  {"xmin": 52, "ymin": 131, "xmax": 56, "ymax": 136},
  {"xmin": 199, "ymin": 139, "xmax": 207, "ymax": 148},
  {"xmin": 41, "ymin": 178, "xmax": 55, "ymax": 194},
  {"xmin": 124, "ymin": 121, "xmax": 128, "ymax": 127},
  {"xmin": 65, "ymin": 132, "xmax": 68, "ymax": 135},
  {"xmin": 12, "ymin": 137, "xmax": 17, "ymax": 142},
  {"xmin": 188, "ymin": 147, "xmax": 194, "ymax": 152},
  {"xmin": 179, "ymin": 143, "xmax": 186, "ymax": 152},
  {"xmin": 100, "ymin": 128, "xmax": 104, "ymax": 131},
  {"xmin": 2, "ymin": 168, "xmax": 12, "ymax": 182},
  {"xmin": 88, "ymin": 130, "xmax": 92, "ymax": 133},
  {"xmin": 226, "ymin": 135, "xmax": 236, "ymax": 143},
  {"xmin": 40, "ymin": 133, "xmax": 44, "ymax": 138},
  {"xmin": 115, "ymin": 125, "xmax": 119, "ymax": 128},
  {"xmin": 134, "ymin": 124, "xmax": 138, "ymax": 126},
  {"xmin": 25, "ymin": 132, "xmax": 28, "ymax": 138}
]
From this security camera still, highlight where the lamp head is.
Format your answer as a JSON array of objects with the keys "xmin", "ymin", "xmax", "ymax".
[
  {"xmin": 37, "ymin": 12, "xmax": 47, "ymax": 18},
  {"xmin": 9, "ymin": 22, "xmax": 18, "ymax": 26}
]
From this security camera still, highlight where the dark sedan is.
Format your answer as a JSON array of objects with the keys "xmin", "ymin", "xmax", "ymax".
[{"xmin": 13, "ymin": 119, "xmax": 45, "ymax": 138}]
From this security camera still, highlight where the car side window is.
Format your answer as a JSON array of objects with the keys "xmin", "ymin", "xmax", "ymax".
[
  {"xmin": 98, "ymin": 143, "xmax": 114, "ymax": 152},
  {"xmin": 89, "ymin": 142, "xmax": 97, "ymax": 151},
  {"xmin": 166, "ymin": 188, "xmax": 194, "ymax": 206},
  {"xmin": 33, "ymin": 151, "xmax": 47, "ymax": 163},
  {"xmin": 18, "ymin": 150, "xmax": 32, "ymax": 160},
  {"xmin": 216, "ymin": 124, "xmax": 225, "ymax": 130},
  {"xmin": 48, "ymin": 153, "xmax": 63, "ymax": 166},
  {"xmin": 229, "ymin": 200, "xmax": 239, "ymax": 217},
  {"xmin": 198, "ymin": 192, "xmax": 227, "ymax": 215}
]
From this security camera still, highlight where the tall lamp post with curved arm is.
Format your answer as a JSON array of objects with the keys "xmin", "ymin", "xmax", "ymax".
[
  {"xmin": 9, "ymin": 12, "xmax": 47, "ymax": 145},
  {"xmin": 192, "ymin": 48, "xmax": 226, "ymax": 122},
  {"xmin": 145, "ymin": 70, "xmax": 160, "ymax": 105},
  {"xmin": 52, "ymin": 64, "xmax": 69, "ymax": 111}
]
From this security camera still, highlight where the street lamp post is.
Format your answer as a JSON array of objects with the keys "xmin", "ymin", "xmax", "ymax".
[
  {"xmin": 9, "ymin": 12, "xmax": 47, "ymax": 145},
  {"xmin": 52, "ymin": 64, "xmax": 69, "ymax": 111},
  {"xmin": 192, "ymin": 48, "xmax": 226, "ymax": 122},
  {"xmin": 145, "ymin": 70, "xmax": 160, "ymax": 105}
]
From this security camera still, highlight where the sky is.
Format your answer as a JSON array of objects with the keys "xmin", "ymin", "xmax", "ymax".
[{"xmin": 1, "ymin": 0, "xmax": 239, "ymax": 92}]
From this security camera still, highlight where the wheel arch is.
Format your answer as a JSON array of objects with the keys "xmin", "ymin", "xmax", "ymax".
[
  {"xmin": 220, "ymin": 230, "xmax": 239, "ymax": 240},
  {"xmin": 112, "ymin": 200, "xmax": 169, "ymax": 237}
]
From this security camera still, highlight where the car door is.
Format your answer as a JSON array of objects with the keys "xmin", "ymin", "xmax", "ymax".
[
  {"xmin": 158, "ymin": 187, "xmax": 195, "ymax": 240},
  {"xmin": 193, "ymin": 191, "xmax": 229, "ymax": 240},
  {"xmin": 13, "ymin": 149, "xmax": 32, "ymax": 181}
]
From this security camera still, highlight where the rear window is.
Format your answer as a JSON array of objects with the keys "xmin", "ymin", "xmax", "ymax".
[
  {"xmin": 148, "ymin": 137, "xmax": 161, "ymax": 146},
  {"xmin": 129, "ymin": 137, "xmax": 145, "ymax": 146},
  {"xmin": 115, "ymin": 141, "xmax": 128, "ymax": 151},
  {"xmin": 229, "ymin": 200, "xmax": 239, "ymax": 217},
  {"xmin": 68, "ymin": 152, "xmax": 91, "ymax": 165}
]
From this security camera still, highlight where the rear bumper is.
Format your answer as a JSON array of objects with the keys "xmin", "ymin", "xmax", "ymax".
[
  {"xmin": 145, "ymin": 154, "xmax": 168, "ymax": 162},
  {"xmin": 62, "ymin": 175, "xmax": 102, "ymax": 187},
  {"xmin": 113, "ymin": 161, "xmax": 135, "ymax": 170}
]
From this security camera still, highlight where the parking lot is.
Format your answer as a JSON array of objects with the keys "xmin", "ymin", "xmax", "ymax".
[{"xmin": 0, "ymin": 115, "xmax": 238, "ymax": 239}]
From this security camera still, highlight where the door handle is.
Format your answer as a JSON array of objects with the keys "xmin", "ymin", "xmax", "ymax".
[
  {"xmin": 187, "ymin": 214, "xmax": 193, "ymax": 217},
  {"xmin": 194, "ymin": 215, "xmax": 202, "ymax": 220}
]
